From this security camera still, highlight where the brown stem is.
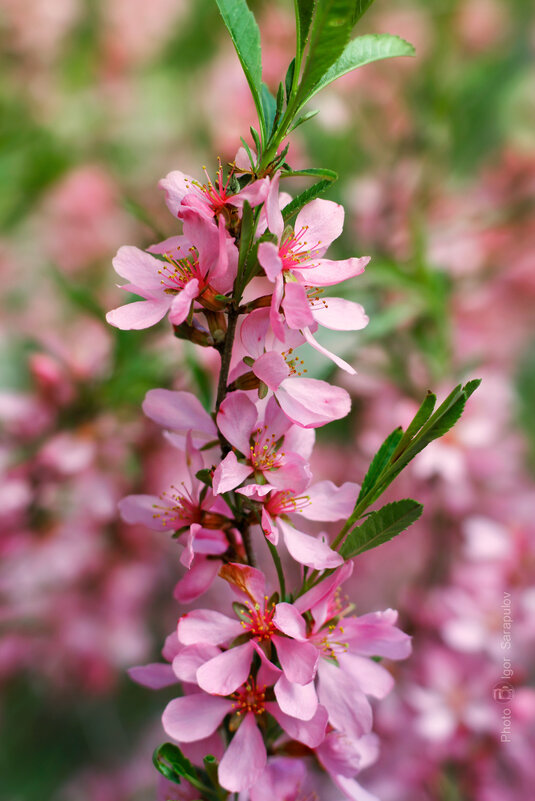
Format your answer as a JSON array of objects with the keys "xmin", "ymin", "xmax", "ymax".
[
  {"xmin": 213, "ymin": 305, "xmax": 256, "ymax": 567},
  {"xmin": 215, "ymin": 306, "xmax": 239, "ymax": 411},
  {"xmin": 240, "ymin": 524, "xmax": 256, "ymax": 567}
]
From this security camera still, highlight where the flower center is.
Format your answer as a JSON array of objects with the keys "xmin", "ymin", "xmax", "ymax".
[
  {"xmin": 267, "ymin": 490, "xmax": 311, "ymax": 517},
  {"xmin": 279, "ymin": 226, "xmax": 321, "ymax": 272},
  {"xmin": 249, "ymin": 426, "xmax": 285, "ymax": 472},
  {"xmin": 232, "ymin": 680, "xmax": 266, "ymax": 716},
  {"xmin": 152, "ymin": 482, "xmax": 201, "ymax": 528},
  {"xmin": 240, "ymin": 597, "xmax": 276, "ymax": 642},
  {"xmin": 188, "ymin": 160, "xmax": 234, "ymax": 215},
  {"xmin": 158, "ymin": 249, "xmax": 205, "ymax": 294},
  {"xmin": 281, "ymin": 347, "xmax": 308, "ymax": 377}
]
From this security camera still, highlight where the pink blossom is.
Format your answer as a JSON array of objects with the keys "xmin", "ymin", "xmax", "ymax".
[
  {"xmin": 284, "ymin": 564, "xmax": 411, "ymax": 740},
  {"xmin": 213, "ymin": 392, "xmax": 313, "ymax": 495},
  {"xmin": 257, "ymin": 184, "xmax": 369, "ymax": 369},
  {"xmin": 119, "ymin": 434, "xmax": 233, "ymax": 568},
  {"xmin": 162, "ymin": 661, "xmax": 328, "ymax": 793},
  {"xmin": 244, "ymin": 479, "xmax": 359, "ymax": 542},
  {"xmin": 177, "ymin": 563, "xmax": 319, "ymax": 717},
  {"xmin": 142, "ymin": 388, "xmax": 217, "ymax": 450},
  {"xmin": 238, "ymin": 480, "xmax": 357, "ymax": 570},
  {"xmin": 160, "ymin": 162, "xmax": 269, "ymax": 221},
  {"xmin": 106, "ymin": 211, "xmax": 237, "ymax": 330},
  {"xmin": 234, "ymin": 309, "xmax": 352, "ymax": 428}
]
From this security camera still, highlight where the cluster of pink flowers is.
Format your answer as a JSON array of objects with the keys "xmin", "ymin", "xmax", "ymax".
[{"xmin": 107, "ymin": 158, "xmax": 412, "ymax": 797}]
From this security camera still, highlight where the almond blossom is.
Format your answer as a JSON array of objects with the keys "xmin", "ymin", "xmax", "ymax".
[
  {"xmin": 212, "ymin": 391, "xmax": 313, "ymax": 495},
  {"xmin": 233, "ymin": 308, "xmax": 352, "ymax": 427},
  {"xmin": 257, "ymin": 178, "xmax": 370, "ymax": 360},
  {"xmin": 237, "ymin": 480, "xmax": 357, "ymax": 570},
  {"xmin": 177, "ymin": 563, "xmax": 319, "ymax": 717},
  {"xmin": 118, "ymin": 434, "xmax": 234, "ymax": 569},
  {"xmin": 162, "ymin": 662, "xmax": 328, "ymax": 794},
  {"xmin": 160, "ymin": 161, "xmax": 270, "ymax": 221},
  {"xmin": 106, "ymin": 209, "xmax": 237, "ymax": 330},
  {"xmin": 280, "ymin": 564, "xmax": 412, "ymax": 741}
]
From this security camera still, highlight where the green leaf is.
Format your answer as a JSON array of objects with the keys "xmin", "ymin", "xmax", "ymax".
[
  {"xmin": 304, "ymin": 33, "xmax": 415, "ymax": 102},
  {"xmin": 285, "ymin": 57, "xmax": 296, "ymax": 101},
  {"xmin": 153, "ymin": 743, "xmax": 197, "ymax": 786},
  {"xmin": 289, "ymin": 109, "xmax": 320, "ymax": 131},
  {"xmin": 280, "ymin": 166, "xmax": 337, "ymax": 180},
  {"xmin": 462, "ymin": 379, "xmax": 481, "ymax": 401},
  {"xmin": 240, "ymin": 136, "xmax": 256, "ymax": 170},
  {"xmin": 389, "ymin": 380, "xmax": 481, "ymax": 478},
  {"xmin": 195, "ymin": 468, "xmax": 213, "ymax": 488},
  {"xmin": 282, "ymin": 177, "xmax": 335, "ymax": 220},
  {"xmin": 295, "ymin": 0, "xmax": 357, "ymax": 109},
  {"xmin": 261, "ymin": 83, "xmax": 278, "ymax": 137},
  {"xmin": 341, "ymin": 499, "xmax": 423, "ymax": 559},
  {"xmin": 391, "ymin": 390, "xmax": 436, "ymax": 459},
  {"xmin": 357, "ymin": 427, "xmax": 403, "ymax": 503},
  {"xmin": 214, "ymin": 0, "xmax": 264, "ymax": 132},
  {"xmin": 294, "ymin": 0, "xmax": 316, "ymax": 62}
]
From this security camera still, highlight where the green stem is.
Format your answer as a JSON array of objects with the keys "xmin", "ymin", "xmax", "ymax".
[{"xmin": 267, "ymin": 540, "xmax": 286, "ymax": 599}]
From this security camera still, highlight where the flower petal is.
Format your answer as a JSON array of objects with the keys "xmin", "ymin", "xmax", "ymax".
[
  {"xmin": 231, "ymin": 178, "xmax": 270, "ymax": 209},
  {"xmin": 168, "ymin": 279, "xmax": 200, "ymax": 326},
  {"xmin": 273, "ymin": 603, "xmax": 307, "ymax": 640},
  {"xmin": 267, "ymin": 702, "xmax": 328, "ymax": 748},
  {"xmin": 178, "ymin": 609, "xmax": 243, "ymax": 646},
  {"xmin": 217, "ymin": 391, "xmax": 257, "ymax": 454},
  {"xmin": 296, "ymin": 256, "xmax": 369, "ymax": 286},
  {"xmin": 147, "ymin": 234, "xmax": 190, "ymax": 257},
  {"xmin": 118, "ymin": 494, "xmax": 169, "ymax": 531},
  {"xmin": 213, "ymin": 451, "xmax": 253, "ymax": 495},
  {"xmin": 142, "ymin": 389, "xmax": 217, "ymax": 444},
  {"xmin": 273, "ymin": 635, "xmax": 318, "ymax": 685},
  {"xmin": 317, "ymin": 659, "xmax": 373, "ymax": 739},
  {"xmin": 298, "ymin": 480, "xmax": 359, "ymax": 522},
  {"xmin": 282, "ymin": 282, "xmax": 315, "ymax": 329},
  {"xmin": 278, "ymin": 519, "xmax": 343, "ymax": 570},
  {"xmin": 162, "ymin": 694, "xmax": 231, "ymax": 742},
  {"xmin": 258, "ymin": 241, "xmax": 284, "ymax": 282},
  {"xmin": 218, "ymin": 712, "xmax": 266, "ymax": 792},
  {"xmin": 338, "ymin": 653, "xmax": 394, "ymax": 699},
  {"xmin": 294, "ymin": 562, "xmax": 353, "ymax": 614},
  {"xmin": 265, "ymin": 173, "xmax": 284, "ymax": 239},
  {"xmin": 342, "ymin": 610, "xmax": 412, "ymax": 659},
  {"xmin": 253, "ymin": 351, "xmax": 289, "ymax": 392},
  {"xmin": 295, "ymin": 199, "xmax": 344, "ymax": 254},
  {"xmin": 111, "ymin": 245, "xmax": 165, "ymax": 291},
  {"xmin": 197, "ymin": 641, "xmax": 256, "ymax": 696},
  {"xmin": 173, "ymin": 558, "xmax": 220, "ymax": 604},
  {"xmin": 311, "ymin": 297, "xmax": 369, "ymax": 331},
  {"xmin": 302, "ymin": 327, "xmax": 356, "ymax": 375},
  {"xmin": 159, "ymin": 170, "xmax": 195, "ymax": 217},
  {"xmin": 172, "ymin": 644, "xmax": 221, "ymax": 682},
  {"xmin": 274, "ymin": 674, "xmax": 318, "ymax": 720},
  {"xmin": 276, "ymin": 377, "xmax": 350, "ymax": 429},
  {"xmin": 106, "ymin": 298, "xmax": 169, "ymax": 330}
]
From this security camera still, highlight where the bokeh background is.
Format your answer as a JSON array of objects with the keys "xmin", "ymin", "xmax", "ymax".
[{"xmin": 1, "ymin": 1, "xmax": 535, "ymax": 799}]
